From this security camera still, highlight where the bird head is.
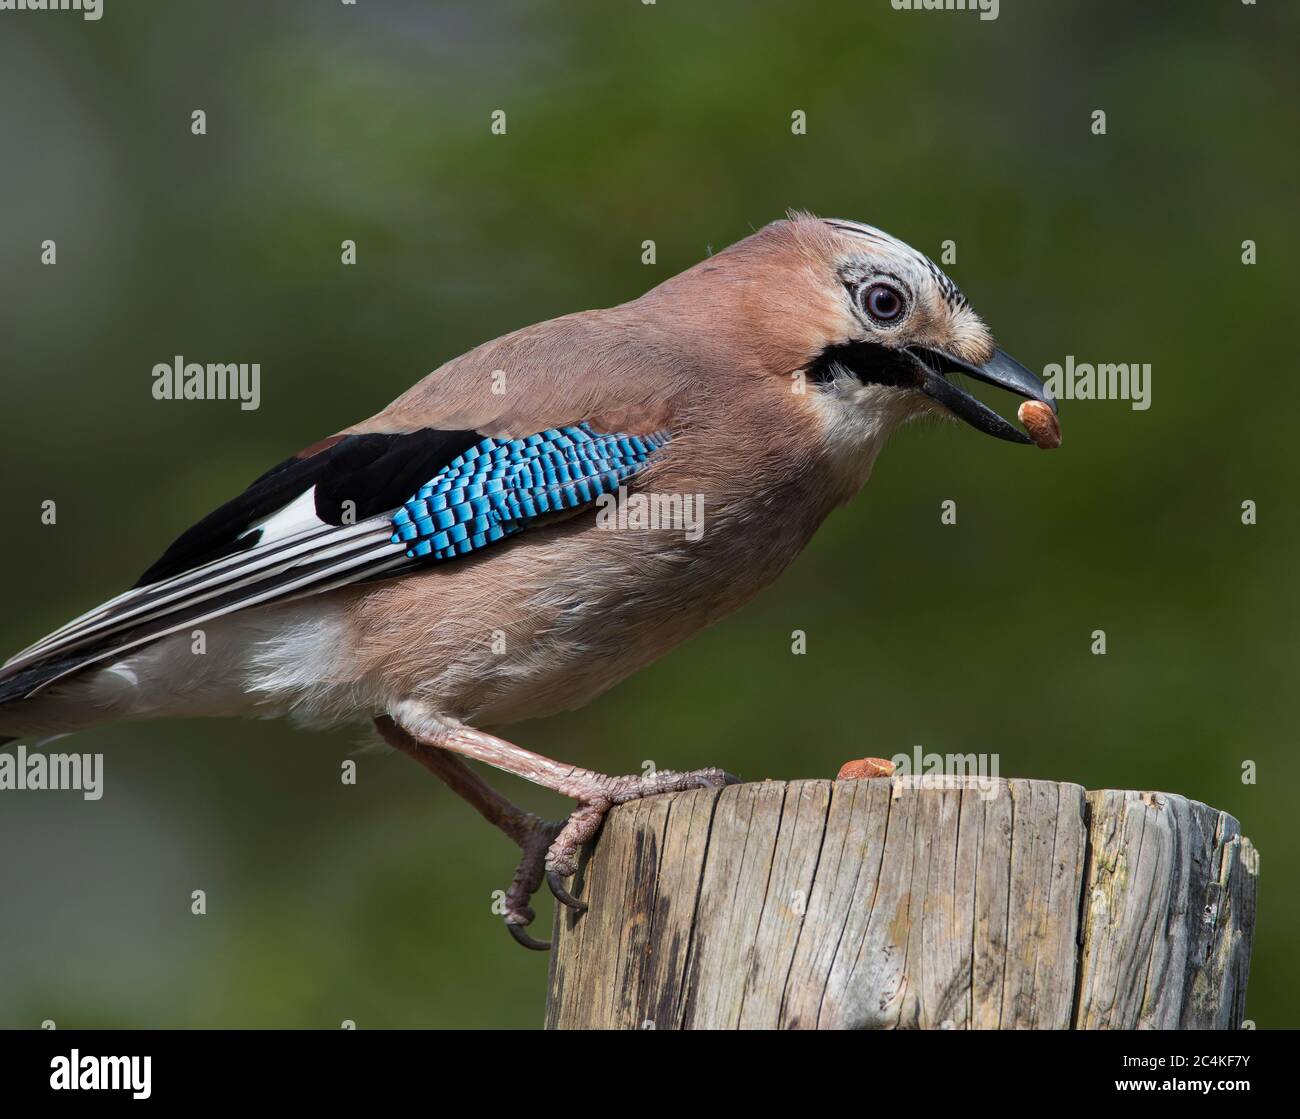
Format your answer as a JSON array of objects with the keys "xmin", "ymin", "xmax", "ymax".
[{"xmin": 699, "ymin": 213, "xmax": 1058, "ymax": 451}]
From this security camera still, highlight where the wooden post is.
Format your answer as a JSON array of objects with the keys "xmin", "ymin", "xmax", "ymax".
[{"xmin": 544, "ymin": 777, "xmax": 1258, "ymax": 1030}]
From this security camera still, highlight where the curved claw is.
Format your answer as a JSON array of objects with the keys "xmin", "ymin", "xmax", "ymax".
[
  {"xmin": 506, "ymin": 922, "xmax": 551, "ymax": 951},
  {"xmin": 547, "ymin": 868, "xmax": 588, "ymax": 913}
]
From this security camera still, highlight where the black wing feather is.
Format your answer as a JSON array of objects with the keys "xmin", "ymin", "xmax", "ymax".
[{"xmin": 135, "ymin": 429, "xmax": 481, "ymax": 586}]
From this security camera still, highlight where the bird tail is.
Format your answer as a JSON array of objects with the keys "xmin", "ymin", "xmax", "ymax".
[
  {"xmin": 0, "ymin": 605, "xmax": 141, "ymax": 736},
  {"xmin": 0, "ymin": 587, "xmax": 243, "ymax": 740},
  {"xmin": 0, "ymin": 651, "xmax": 91, "ymax": 706},
  {"xmin": 0, "ymin": 669, "xmax": 115, "ymax": 742},
  {"xmin": 0, "ymin": 606, "xmax": 302, "ymax": 742},
  {"xmin": 0, "ymin": 620, "xmax": 196, "ymax": 740}
]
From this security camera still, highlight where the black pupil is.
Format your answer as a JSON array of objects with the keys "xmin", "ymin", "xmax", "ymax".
[{"xmin": 868, "ymin": 285, "xmax": 901, "ymax": 320}]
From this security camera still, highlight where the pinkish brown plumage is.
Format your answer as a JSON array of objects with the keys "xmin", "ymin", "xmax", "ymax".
[{"xmin": 0, "ymin": 212, "xmax": 1058, "ymax": 946}]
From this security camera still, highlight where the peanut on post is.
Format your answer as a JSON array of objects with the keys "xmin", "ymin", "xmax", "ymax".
[{"xmin": 837, "ymin": 757, "xmax": 897, "ymax": 779}]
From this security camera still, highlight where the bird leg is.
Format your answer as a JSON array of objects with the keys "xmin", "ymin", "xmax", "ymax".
[
  {"xmin": 374, "ymin": 716, "xmax": 561, "ymax": 950},
  {"xmin": 377, "ymin": 709, "xmax": 739, "ymax": 930}
]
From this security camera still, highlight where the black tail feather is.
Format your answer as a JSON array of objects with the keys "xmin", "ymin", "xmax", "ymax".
[{"xmin": 0, "ymin": 653, "xmax": 90, "ymax": 707}]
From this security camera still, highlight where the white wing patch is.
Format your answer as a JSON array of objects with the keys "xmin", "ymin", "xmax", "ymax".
[{"xmin": 246, "ymin": 485, "xmax": 327, "ymax": 546}]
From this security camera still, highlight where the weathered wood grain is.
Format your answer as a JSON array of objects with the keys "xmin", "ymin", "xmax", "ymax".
[
  {"xmin": 545, "ymin": 777, "xmax": 1257, "ymax": 1030},
  {"xmin": 1074, "ymin": 789, "xmax": 1258, "ymax": 1029}
]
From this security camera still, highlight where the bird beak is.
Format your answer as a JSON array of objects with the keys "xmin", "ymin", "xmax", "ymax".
[{"xmin": 907, "ymin": 346, "xmax": 1057, "ymax": 445}]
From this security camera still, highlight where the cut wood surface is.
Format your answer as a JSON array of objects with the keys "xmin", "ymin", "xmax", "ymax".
[{"xmin": 544, "ymin": 776, "xmax": 1257, "ymax": 1030}]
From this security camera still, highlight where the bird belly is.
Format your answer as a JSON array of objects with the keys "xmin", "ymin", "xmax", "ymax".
[{"xmin": 336, "ymin": 499, "xmax": 824, "ymax": 729}]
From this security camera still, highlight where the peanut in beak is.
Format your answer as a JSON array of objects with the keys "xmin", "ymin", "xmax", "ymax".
[{"xmin": 1017, "ymin": 400, "xmax": 1061, "ymax": 450}]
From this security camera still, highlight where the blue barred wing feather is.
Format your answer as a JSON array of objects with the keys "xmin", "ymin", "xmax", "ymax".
[{"xmin": 391, "ymin": 425, "xmax": 669, "ymax": 560}]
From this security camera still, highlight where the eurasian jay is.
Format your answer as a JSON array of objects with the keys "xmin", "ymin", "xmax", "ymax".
[{"xmin": 0, "ymin": 212, "xmax": 1058, "ymax": 948}]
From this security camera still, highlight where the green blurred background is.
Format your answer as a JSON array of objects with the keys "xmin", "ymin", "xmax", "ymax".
[{"xmin": 0, "ymin": 0, "xmax": 1295, "ymax": 1028}]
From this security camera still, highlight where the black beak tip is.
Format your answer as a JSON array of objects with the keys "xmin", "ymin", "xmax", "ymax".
[{"xmin": 909, "ymin": 345, "xmax": 1060, "ymax": 446}]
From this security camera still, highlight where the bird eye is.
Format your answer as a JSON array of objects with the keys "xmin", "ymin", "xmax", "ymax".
[{"xmin": 861, "ymin": 283, "xmax": 905, "ymax": 324}]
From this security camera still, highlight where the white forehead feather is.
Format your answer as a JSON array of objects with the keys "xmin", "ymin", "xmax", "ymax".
[{"xmin": 822, "ymin": 218, "xmax": 969, "ymax": 312}]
